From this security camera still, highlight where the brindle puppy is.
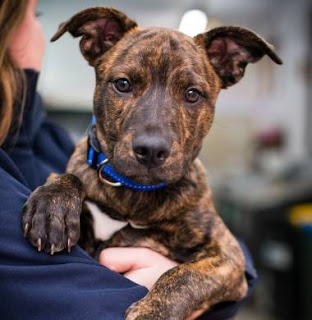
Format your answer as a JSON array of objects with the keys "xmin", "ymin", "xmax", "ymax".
[{"xmin": 23, "ymin": 7, "xmax": 282, "ymax": 320}]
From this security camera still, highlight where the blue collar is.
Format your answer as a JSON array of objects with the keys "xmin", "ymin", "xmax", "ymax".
[{"xmin": 87, "ymin": 116, "xmax": 167, "ymax": 191}]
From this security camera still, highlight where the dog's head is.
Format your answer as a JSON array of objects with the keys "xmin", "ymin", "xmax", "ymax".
[{"xmin": 52, "ymin": 7, "xmax": 282, "ymax": 185}]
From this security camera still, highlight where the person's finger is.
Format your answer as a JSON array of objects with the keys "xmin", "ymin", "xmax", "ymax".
[
  {"xmin": 123, "ymin": 268, "xmax": 155, "ymax": 289},
  {"xmin": 99, "ymin": 247, "xmax": 136, "ymax": 273},
  {"xmin": 99, "ymin": 247, "xmax": 163, "ymax": 272}
]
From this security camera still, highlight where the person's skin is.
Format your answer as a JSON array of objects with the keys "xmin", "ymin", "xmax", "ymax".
[
  {"xmin": 99, "ymin": 247, "xmax": 178, "ymax": 290},
  {"xmin": 10, "ymin": 0, "xmax": 44, "ymax": 72},
  {"xmin": 9, "ymin": 0, "xmax": 178, "ymax": 293}
]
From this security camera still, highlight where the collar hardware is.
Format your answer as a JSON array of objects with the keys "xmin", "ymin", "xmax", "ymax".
[{"xmin": 98, "ymin": 159, "xmax": 122, "ymax": 187}]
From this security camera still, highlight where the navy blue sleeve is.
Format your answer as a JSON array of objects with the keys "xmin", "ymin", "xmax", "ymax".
[
  {"xmin": 0, "ymin": 163, "xmax": 147, "ymax": 320},
  {"xmin": 5, "ymin": 70, "xmax": 75, "ymax": 190}
]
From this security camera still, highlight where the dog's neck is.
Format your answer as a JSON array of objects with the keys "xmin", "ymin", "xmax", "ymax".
[
  {"xmin": 91, "ymin": 157, "xmax": 209, "ymax": 225},
  {"xmin": 68, "ymin": 129, "xmax": 209, "ymax": 226}
]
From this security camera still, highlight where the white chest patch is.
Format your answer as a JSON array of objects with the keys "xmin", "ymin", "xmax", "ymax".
[
  {"xmin": 85, "ymin": 201, "xmax": 128, "ymax": 241},
  {"xmin": 85, "ymin": 201, "xmax": 149, "ymax": 241}
]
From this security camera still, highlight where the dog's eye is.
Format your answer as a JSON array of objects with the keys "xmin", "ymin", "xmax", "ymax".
[
  {"xmin": 185, "ymin": 88, "xmax": 201, "ymax": 103},
  {"xmin": 113, "ymin": 78, "xmax": 132, "ymax": 93}
]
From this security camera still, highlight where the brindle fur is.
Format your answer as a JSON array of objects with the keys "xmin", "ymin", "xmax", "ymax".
[{"xmin": 23, "ymin": 7, "xmax": 282, "ymax": 319}]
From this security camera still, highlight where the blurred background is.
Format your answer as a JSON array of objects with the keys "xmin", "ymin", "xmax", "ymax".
[{"xmin": 37, "ymin": 0, "xmax": 312, "ymax": 319}]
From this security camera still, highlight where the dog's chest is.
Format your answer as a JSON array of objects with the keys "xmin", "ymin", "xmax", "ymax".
[{"xmin": 85, "ymin": 201, "xmax": 147, "ymax": 241}]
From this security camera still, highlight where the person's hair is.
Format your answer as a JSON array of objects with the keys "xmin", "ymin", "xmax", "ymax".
[{"xmin": 0, "ymin": 0, "xmax": 28, "ymax": 146}]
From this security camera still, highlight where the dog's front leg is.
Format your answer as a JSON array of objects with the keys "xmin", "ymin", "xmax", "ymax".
[
  {"xmin": 125, "ymin": 235, "xmax": 247, "ymax": 320},
  {"xmin": 23, "ymin": 173, "xmax": 85, "ymax": 254}
]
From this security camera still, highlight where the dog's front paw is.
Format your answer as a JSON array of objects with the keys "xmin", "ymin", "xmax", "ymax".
[
  {"xmin": 125, "ymin": 298, "xmax": 172, "ymax": 320},
  {"xmin": 125, "ymin": 300, "xmax": 148, "ymax": 320},
  {"xmin": 22, "ymin": 176, "xmax": 84, "ymax": 254}
]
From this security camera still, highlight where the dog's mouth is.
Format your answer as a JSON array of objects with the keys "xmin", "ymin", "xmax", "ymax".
[{"xmin": 112, "ymin": 157, "xmax": 178, "ymax": 185}]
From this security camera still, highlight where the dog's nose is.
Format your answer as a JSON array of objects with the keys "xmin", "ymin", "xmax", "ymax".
[{"xmin": 133, "ymin": 135, "xmax": 171, "ymax": 168}]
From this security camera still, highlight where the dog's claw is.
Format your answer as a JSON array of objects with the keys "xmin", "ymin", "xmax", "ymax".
[
  {"xmin": 67, "ymin": 238, "xmax": 72, "ymax": 253},
  {"xmin": 50, "ymin": 244, "xmax": 55, "ymax": 255},
  {"xmin": 23, "ymin": 223, "xmax": 29, "ymax": 237},
  {"xmin": 37, "ymin": 238, "xmax": 42, "ymax": 252}
]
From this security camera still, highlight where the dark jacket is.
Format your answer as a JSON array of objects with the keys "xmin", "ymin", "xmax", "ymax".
[{"xmin": 0, "ymin": 69, "xmax": 256, "ymax": 319}]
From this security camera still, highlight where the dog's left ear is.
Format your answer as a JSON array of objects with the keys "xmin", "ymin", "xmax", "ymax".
[
  {"xmin": 194, "ymin": 26, "xmax": 283, "ymax": 88},
  {"xmin": 51, "ymin": 7, "xmax": 137, "ymax": 66}
]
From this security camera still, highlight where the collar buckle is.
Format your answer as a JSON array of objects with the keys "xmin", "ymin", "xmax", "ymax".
[{"xmin": 98, "ymin": 159, "xmax": 122, "ymax": 187}]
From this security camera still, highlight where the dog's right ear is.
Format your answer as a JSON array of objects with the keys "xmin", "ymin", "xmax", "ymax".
[
  {"xmin": 194, "ymin": 26, "xmax": 283, "ymax": 88},
  {"xmin": 51, "ymin": 7, "xmax": 137, "ymax": 66}
]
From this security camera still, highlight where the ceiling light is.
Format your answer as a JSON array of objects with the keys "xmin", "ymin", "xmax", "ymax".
[{"xmin": 179, "ymin": 9, "xmax": 208, "ymax": 37}]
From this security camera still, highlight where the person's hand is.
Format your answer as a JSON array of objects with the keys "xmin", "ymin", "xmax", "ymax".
[
  {"xmin": 99, "ymin": 247, "xmax": 178, "ymax": 290},
  {"xmin": 99, "ymin": 247, "xmax": 206, "ymax": 319}
]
